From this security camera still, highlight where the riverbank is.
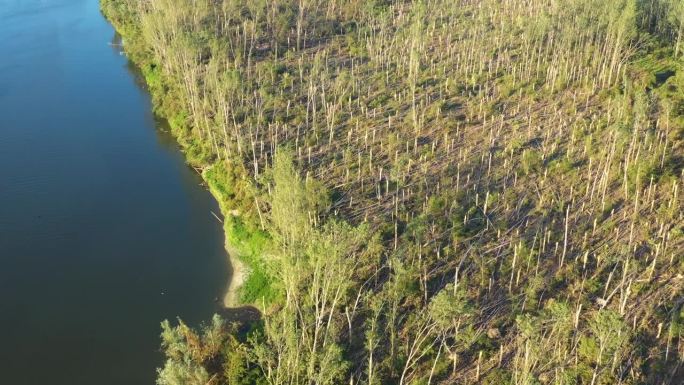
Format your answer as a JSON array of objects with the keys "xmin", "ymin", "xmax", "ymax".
[
  {"xmin": 100, "ymin": 1, "xmax": 270, "ymax": 309},
  {"xmin": 203, "ymin": 164, "xmax": 264, "ymax": 308}
]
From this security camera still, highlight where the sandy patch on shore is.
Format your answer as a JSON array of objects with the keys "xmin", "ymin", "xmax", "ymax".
[{"xmin": 223, "ymin": 241, "xmax": 247, "ymax": 307}]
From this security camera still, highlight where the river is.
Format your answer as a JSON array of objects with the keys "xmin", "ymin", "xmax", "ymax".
[{"xmin": 0, "ymin": 0, "xmax": 230, "ymax": 383}]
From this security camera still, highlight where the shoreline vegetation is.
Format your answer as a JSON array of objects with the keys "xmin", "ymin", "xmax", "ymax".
[
  {"xmin": 204, "ymin": 162, "xmax": 270, "ymax": 308},
  {"xmin": 100, "ymin": 0, "xmax": 683, "ymax": 384},
  {"xmin": 101, "ymin": 4, "xmax": 271, "ymax": 309}
]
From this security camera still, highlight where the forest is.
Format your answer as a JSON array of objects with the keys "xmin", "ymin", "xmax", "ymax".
[{"xmin": 100, "ymin": 0, "xmax": 683, "ymax": 384}]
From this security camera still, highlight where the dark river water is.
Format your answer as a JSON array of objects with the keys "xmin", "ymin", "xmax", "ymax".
[{"xmin": 0, "ymin": 0, "xmax": 229, "ymax": 383}]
